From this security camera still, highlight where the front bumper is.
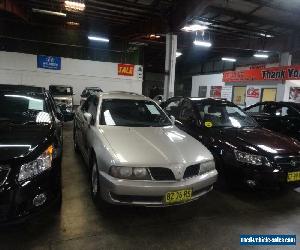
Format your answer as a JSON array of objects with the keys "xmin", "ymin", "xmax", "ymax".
[
  {"xmin": 226, "ymin": 162, "xmax": 300, "ymax": 189},
  {"xmin": 0, "ymin": 163, "xmax": 61, "ymax": 225},
  {"xmin": 99, "ymin": 170, "xmax": 218, "ymax": 206}
]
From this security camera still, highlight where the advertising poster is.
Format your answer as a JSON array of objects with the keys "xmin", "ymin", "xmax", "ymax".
[
  {"xmin": 210, "ymin": 86, "xmax": 222, "ymax": 98},
  {"xmin": 37, "ymin": 55, "xmax": 61, "ymax": 70},
  {"xmin": 289, "ymin": 87, "xmax": 300, "ymax": 102},
  {"xmin": 118, "ymin": 64, "xmax": 135, "ymax": 76},
  {"xmin": 221, "ymin": 86, "xmax": 232, "ymax": 101},
  {"xmin": 247, "ymin": 87, "xmax": 260, "ymax": 98}
]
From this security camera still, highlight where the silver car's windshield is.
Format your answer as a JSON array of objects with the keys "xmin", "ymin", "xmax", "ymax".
[{"xmin": 100, "ymin": 99, "xmax": 171, "ymax": 127}]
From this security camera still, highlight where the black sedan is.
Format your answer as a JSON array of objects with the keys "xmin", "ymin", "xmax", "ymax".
[
  {"xmin": 244, "ymin": 101, "xmax": 300, "ymax": 141},
  {"xmin": 0, "ymin": 85, "xmax": 63, "ymax": 224},
  {"xmin": 163, "ymin": 97, "xmax": 300, "ymax": 189}
]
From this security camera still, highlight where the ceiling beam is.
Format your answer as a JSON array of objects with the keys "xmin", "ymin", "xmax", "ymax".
[
  {"xmin": 170, "ymin": 0, "xmax": 210, "ymax": 31},
  {"xmin": 206, "ymin": 6, "xmax": 299, "ymax": 32}
]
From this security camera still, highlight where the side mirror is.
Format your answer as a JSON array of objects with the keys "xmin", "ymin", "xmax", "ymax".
[
  {"xmin": 84, "ymin": 112, "xmax": 92, "ymax": 125},
  {"xmin": 170, "ymin": 115, "xmax": 176, "ymax": 125}
]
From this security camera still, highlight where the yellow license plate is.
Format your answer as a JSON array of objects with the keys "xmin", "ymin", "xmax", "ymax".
[
  {"xmin": 165, "ymin": 189, "xmax": 192, "ymax": 204},
  {"xmin": 287, "ymin": 171, "xmax": 300, "ymax": 182}
]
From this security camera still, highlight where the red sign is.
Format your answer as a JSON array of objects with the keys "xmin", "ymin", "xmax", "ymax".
[
  {"xmin": 247, "ymin": 87, "xmax": 260, "ymax": 98},
  {"xmin": 210, "ymin": 86, "xmax": 222, "ymax": 98},
  {"xmin": 118, "ymin": 64, "xmax": 134, "ymax": 76},
  {"xmin": 223, "ymin": 65, "xmax": 300, "ymax": 82}
]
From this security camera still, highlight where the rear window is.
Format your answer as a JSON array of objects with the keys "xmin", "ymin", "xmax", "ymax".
[{"xmin": 49, "ymin": 86, "xmax": 73, "ymax": 95}]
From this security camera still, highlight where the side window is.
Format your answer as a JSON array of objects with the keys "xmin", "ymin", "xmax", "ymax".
[
  {"xmin": 261, "ymin": 104, "xmax": 277, "ymax": 115},
  {"xmin": 165, "ymin": 99, "xmax": 182, "ymax": 117},
  {"xmin": 81, "ymin": 97, "xmax": 91, "ymax": 112},
  {"xmin": 276, "ymin": 105, "xmax": 298, "ymax": 117},
  {"xmin": 180, "ymin": 101, "xmax": 194, "ymax": 121},
  {"xmin": 246, "ymin": 104, "xmax": 264, "ymax": 114}
]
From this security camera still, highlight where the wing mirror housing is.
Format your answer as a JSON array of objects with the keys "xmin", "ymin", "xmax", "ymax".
[{"xmin": 84, "ymin": 112, "xmax": 92, "ymax": 125}]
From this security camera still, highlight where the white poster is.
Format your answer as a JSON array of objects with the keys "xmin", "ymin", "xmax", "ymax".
[{"xmin": 221, "ymin": 86, "xmax": 232, "ymax": 101}]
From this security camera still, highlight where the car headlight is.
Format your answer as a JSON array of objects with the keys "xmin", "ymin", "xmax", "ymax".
[
  {"xmin": 109, "ymin": 166, "xmax": 151, "ymax": 180},
  {"xmin": 199, "ymin": 160, "xmax": 215, "ymax": 174},
  {"xmin": 18, "ymin": 145, "xmax": 55, "ymax": 182},
  {"xmin": 234, "ymin": 150, "xmax": 271, "ymax": 166}
]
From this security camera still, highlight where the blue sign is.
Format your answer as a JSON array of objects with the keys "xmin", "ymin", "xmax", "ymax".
[{"xmin": 37, "ymin": 55, "xmax": 61, "ymax": 70}]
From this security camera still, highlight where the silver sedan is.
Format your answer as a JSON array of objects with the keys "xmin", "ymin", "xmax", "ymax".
[{"xmin": 73, "ymin": 92, "xmax": 217, "ymax": 206}]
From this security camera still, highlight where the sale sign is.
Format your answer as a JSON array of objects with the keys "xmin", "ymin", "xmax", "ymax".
[
  {"xmin": 118, "ymin": 64, "xmax": 134, "ymax": 76},
  {"xmin": 247, "ymin": 87, "xmax": 260, "ymax": 98},
  {"xmin": 223, "ymin": 65, "xmax": 300, "ymax": 82}
]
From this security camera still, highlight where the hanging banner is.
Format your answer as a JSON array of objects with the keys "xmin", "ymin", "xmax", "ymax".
[
  {"xmin": 118, "ymin": 64, "xmax": 135, "ymax": 76},
  {"xmin": 223, "ymin": 65, "xmax": 300, "ymax": 82},
  {"xmin": 37, "ymin": 55, "xmax": 61, "ymax": 70}
]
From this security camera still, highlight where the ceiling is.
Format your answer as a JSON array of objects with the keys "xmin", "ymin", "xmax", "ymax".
[{"xmin": 1, "ymin": 0, "xmax": 300, "ymax": 72}]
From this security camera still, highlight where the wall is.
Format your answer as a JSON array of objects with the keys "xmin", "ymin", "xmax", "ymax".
[
  {"xmin": 0, "ymin": 51, "xmax": 143, "ymax": 104},
  {"xmin": 192, "ymin": 73, "xmax": 280, "ymax": 107}
]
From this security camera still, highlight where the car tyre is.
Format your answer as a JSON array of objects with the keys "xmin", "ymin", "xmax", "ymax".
[{"xmin": 90, "ymin": 156, "xmax": 103, "ymax": 208}]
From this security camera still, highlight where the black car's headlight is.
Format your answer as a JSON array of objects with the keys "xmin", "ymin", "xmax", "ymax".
[
  {"xmin": 109, "ymin": 166, "xmax": 151, "ymax": 180},
  {"xmin": 18, "ymin": 145, "xmax": 55, "ymax": 182},
  {"xmin": 234, "ymin": 150, "xmax": 271, "ymax": 166}
]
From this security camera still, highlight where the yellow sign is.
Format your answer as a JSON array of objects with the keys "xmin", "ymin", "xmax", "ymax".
[
  {"xmin": 204, "ymin": 121, "xmax": 213, "ymax": 128},
  {"xmin": 165, "ymin": 189, "xmax": 192, "ymax": 204},
  {"xmin": 287, "ymin": 171, "xmax": 300, "ymax": 182}
]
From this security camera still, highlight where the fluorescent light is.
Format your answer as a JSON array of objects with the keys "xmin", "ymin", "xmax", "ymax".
[
  {"xmin": 32, "ymin": 8, "xmax": 66, "ymax": 17},
  {"xmin": 65, "ymin": 1, "xmax": 85, "ymax": 12},
  {"xmin": 182, "ymin": 24, "xmax": 208, "ymax": 32},
  {"xmin": 176, "ymin": 52, "xmax": 182, "ymax": 58},
  {"xmin": 222, "ymin": 57, "xmax": 237, "ymax": 62},
  {"xmin": 254, "ymin": 53, "xmax": 269, "ymax": 58},
  {"xmin": 193, "ymin": 40, "xmax": 212, "ymax": 47},
  {"xmin": 88, "ymin": 36, "xmax": 109, "ymax": 43}
]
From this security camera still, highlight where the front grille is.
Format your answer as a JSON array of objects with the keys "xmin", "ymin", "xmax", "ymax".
[
  {"xmin": 149, "ymin": 168, "xmax": 175, "ymax": 181},
  {"xmin": 183, "ymin": 164, "xmax": 200, "ymax": 179},
  {"xmin": 110, "ymin": 193, "xmax": 163, "ymax": 203},
  {"xmin": 0, "ymin": 166, "xmax": 10, "ymax": 186},
  {"xmin": 274, "ymin": 156, "xmax": 300, "ymax": 170}
]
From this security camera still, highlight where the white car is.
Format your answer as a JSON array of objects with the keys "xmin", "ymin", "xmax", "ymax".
[{"xmin": 73, "ymin": 91, "xmax": 217, "ymax": 206}]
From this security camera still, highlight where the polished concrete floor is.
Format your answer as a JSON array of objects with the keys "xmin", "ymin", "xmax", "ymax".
[{"xmin": 0, "ymin": 123, "xmax": 300, "ymax": 250}]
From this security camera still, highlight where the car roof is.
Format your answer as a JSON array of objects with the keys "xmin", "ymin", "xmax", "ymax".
[
  {"xmin": 99, "ymin": 91, "xmax": 149, "ymax": 101},
  {"xmin": 0, "ymin": 84, "xmax": 45, "ymax": 93},
  {"xmin": 49, "ymin": 85, "xmax": 72, "ymax": 88},
  {"xmin": 187, "ymin": 97, "xmax": 230, "ymax": 104}
]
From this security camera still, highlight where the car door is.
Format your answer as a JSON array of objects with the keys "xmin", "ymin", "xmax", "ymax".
[
  {"xmin": 246, "ymin": 103, "xmax": 280, "ymax": 131},
  {"xmin": 176, "ymin": 100, "xmax": 199, "ymax": 137},
  {"xmin": 275, "ymin": 103, "xmax": 300, "ymax": 139},
  {"xmin": 81, "ymin": 95, "xmax": 99, "ymax": 160}
]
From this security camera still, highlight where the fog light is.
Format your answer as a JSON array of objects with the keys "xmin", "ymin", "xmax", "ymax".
[
  {"xmin": 33, "ymin": 193, "xmax": 47, "ymax": 207},
  {"xmin": 246, "ymin": 180, "xmax": 256, "ymax": 188}
]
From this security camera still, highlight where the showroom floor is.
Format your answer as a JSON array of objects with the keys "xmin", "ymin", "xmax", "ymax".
[{"xmin": 0, "ymin": 123, "xmax": 300, "ymax": 250}]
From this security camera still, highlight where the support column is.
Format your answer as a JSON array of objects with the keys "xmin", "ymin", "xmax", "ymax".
[
  {"xmin": 164, "ymin": 33, "xmax": 177, "ymax": 100},
  {"xmin": 277, "ymin": 52, "xmax": 292, "ymax": 101}
]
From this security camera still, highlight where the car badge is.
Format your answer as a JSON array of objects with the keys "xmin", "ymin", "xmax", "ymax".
[{"xmin": 291, "ymin": 161, "xmax": 297, "ymax": 167}]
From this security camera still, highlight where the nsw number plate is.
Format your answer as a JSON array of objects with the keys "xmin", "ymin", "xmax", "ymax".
[
  {"xmin": 287, "ymin": 171, "xmax": 300, "ymax": 182},
  {"xmin": 165, "ymin": 189, "xmax": 192, "ymax": 204}
]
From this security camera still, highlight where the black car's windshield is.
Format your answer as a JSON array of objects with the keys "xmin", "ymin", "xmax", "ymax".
[
  {"xmin": 100, "ymin": 99, "xmax": 171, "ymax": 127},
  {"xmin": 0, "ymin": 91, "xmax": 50, "ymax": 123},
  {"xmin": 196, "ymin": 103, "xmax": 258, "ymax": 128},
  {"xmin": 49, "ymin": 86, "xmax": 73, "ymax": 95}
]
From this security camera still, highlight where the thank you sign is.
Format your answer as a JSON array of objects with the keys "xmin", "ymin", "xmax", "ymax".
[{"xmin": 37, "ymin": 55, "xmax": 61, "ymax": 70}]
